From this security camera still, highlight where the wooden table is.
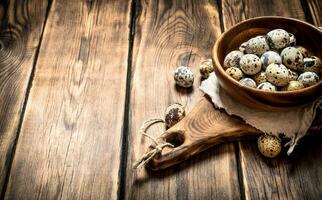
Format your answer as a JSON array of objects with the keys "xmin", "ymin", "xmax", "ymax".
[{"xmin": 0, "ymin": 0, "xmax": 321, "ymax": 199}]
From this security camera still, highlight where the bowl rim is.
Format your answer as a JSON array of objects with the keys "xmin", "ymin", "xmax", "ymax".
[{"xmin": 213, "ymin": 16, "xmax": 322, "ymax": 96}]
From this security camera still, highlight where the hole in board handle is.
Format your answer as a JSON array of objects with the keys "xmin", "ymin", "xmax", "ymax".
[{"xmin": 164, "ymin": 131, "xmax": 185, "ymax": 148}]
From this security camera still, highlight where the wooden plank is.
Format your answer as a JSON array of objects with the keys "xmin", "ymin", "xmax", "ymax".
[
  {"xmin": 4, "ymin": 0, "xmax": 131, "ymax": 199},
  {"xmin": 0, "ymin": 0, "xmax": 49, "ymax": 192},
  {"xmin": 222, "ymin": 0, "xmax": 322, "ymax": 199},
  {"xmin": 125, "ymin": 0, "xmax": 240, "ymax": 199},
  {"xmin": 307, "ymin": 0, "xmax": 322, "ymax": 25}
]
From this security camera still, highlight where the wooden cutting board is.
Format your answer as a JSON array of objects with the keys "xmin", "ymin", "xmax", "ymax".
[{"xmin": 147, "ymin": 97, "xmax": 322, "ymax": 170}]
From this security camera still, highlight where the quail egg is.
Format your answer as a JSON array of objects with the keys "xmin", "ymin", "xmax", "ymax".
[
  {"xmin": 281, "ymin": 47, "xmax": 304, "ymax": 71},
  {"xmin": 174, "ymin": 66, "xmax": 194, "ymax": 87},
  {"xmin": 296, "ymin": 46, "xmax": 309, "ymax": 58},
  {"xmin": 288, "ymin": 33, "xmax": 296, "ymax": 46},
  {"xmin": 266, "ymin": 63, "xmax": 290, "ymax": 86},
  {"xmin": 303, "ymin": 56, "xmax": 321, "ymax": 74},
  {"xmin": 224, "ymin": 50, "xmax": 244, "ymax": 69},
  {"xmin": 257, "ymin": 134, "xmax": 282, "ymax": 158},
  {"xmin": 260, "ymin": 51, "xmax": 282, "ymax": 69},
  {"xmin": 266, "ymin": 29, "xmax": 290, "ymax": 50},
  {"xmin": 165, "ymin": 103, "xmax": 185, "ymax": 128},
  {"xmin": 281, "ymin": 80, "xmax": 304, "ymax": 91},
  {"xmin": 287, "ymin": 69, "xmax": 299, "ymax": 81},
  {"xmin": 199, "ymin": 59, "xmax": 214, "ymax": 78},
  {"xmin": 252, "ymin": 71, "xmax": 267, "ymax": 85},
  {"xmin": 225, "ymin": 67, "xmax": 244, "ymax": 81},
  {"xmin": 298, "ymin": 71, "xmax": 320, "ymax": 87},
  {"xmin": 239, "ymin": 54, "xmax": 262, "ymax": 75},
  {"xmin": 257, "ymin": 82, "xmax": 277, "ymax": 91},
  {"xmin": 245, "ymin": 36, "xmax": 270, "ymax": 56},
  {"xmin": 239, "ymin": 77, "xmax": 257, "ymax": 88},
  {"xmin": 239, "ymin": 42, "xmax": 248, "ymax": 54}
]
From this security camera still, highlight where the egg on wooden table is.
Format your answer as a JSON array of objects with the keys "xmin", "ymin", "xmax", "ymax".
[
  {"xmin": 199, "ymin": 59, "xmax": 214, "ymax": 78},
  {"xmin": 164, "ymin": 103, "xmax": 186, "ymax": 128},
  {"xmin": 174, "ymin": 66, "xmax": 194, "ymax": 88},
  {"xmin": 257, "ymin": 134, "xmax": 282, "ymax": 158}
]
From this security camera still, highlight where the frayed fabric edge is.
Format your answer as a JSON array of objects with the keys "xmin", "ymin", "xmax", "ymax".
[{"xmin": 199, "ymin": 73, "xmax": 322, "ymax": 155}]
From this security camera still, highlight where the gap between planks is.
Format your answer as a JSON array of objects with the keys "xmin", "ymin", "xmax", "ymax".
[
  {"xmin": 0, "ymin": 0, "xmax": 53, "ymax": 198},
  {"xmin": 118, "ymin": 0, "xmax": 140, "ymax": 200}
]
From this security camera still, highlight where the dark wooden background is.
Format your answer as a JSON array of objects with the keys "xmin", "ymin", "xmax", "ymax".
[{"xmin": 0, "ymin": 0, "xmax": 321, "ymax": 199}]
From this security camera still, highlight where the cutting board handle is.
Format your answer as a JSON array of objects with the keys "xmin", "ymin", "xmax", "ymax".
[
  {"xmin": 148, "ymin": 97, "xmax": 261, "ymax": 170},
  {"xmin": 147, "ymin": 97, "xmax": 322, "ymax": 170}
]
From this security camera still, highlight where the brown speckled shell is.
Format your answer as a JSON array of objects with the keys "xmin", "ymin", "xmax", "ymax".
[
  {"xmin": 200, "ymin": 59, "xmax": 214, "ymax": 78},
  {"xmin": 165, "ymin": 103, "xmax": 185, "ymax": 128},
  {"xmin": 257, "ymin": 134, "xmax": 282, "ymax": 158}
]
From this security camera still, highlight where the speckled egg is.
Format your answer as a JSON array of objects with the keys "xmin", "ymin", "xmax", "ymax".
[
  {"xmin": 266, "ymin": 29, "xmax": 290, "ymax": 50},
  {"xmin": 174, "ymin": 66, "xmax": 194, "ymax": 88},
  {"xmin": 245, "ymin": 36, "xmax": 270, "ymax": 56},
  {"xmin": 266, "ymin": 63, "xmax": 290, "ymax": 86},
  {"xmin": 282, "ymin": 80, "xmax": 304, "ymax": 91},
  {"xmin": 257, "ymin": 82, "xmax": 277, "ymax": 91},
  {"xmin": 296, "ymin": 46, "xmax": 309, "ymax": 58},
  {"xmin": 239, "ymin": 42, "xmax": 248, "ymax": 54},
  {"xmin": 257, "ymin": 134, "xmax": 282, "ymax": 158},
  {"xmin": 224, "ymin": 50, "xmax": 244, "ymax": 69},
  {"xmin": 288, "ymin": 33, "xmax": 296, "ymax": 46},
  {"xmin": 303, "ymin": 56, "xmax": 321, "ymax": 74},
  {"xmin": 239, "ymin": 54, "xmax": 262, "ymax": 75},
  {"xmin": 165, "ymin": 103, "xmax": 185, "ymax": 128},
  {"xmin": 287, "ymin": 69, "xmax": 299, "ymax": 81},
  {"xmin": 239, "ymin": 78, "xmax": 257, "ymax": 88},
  {"xmin": 199, "ymin": 59, "xmax": 214, "ymax": 78},
  {"xmin": 260, "ymin": 51, "xmax": 282, "ymax": 70},
  {"xmin": 225, "ymin": 67, "xmax": 244, "ymax": 81},
  {"xmin": 298, "ymin": 71, "xmax": 320, "ymax": 87},
  {"xmin": 252, "ymin": 71, "xmax": 267, "ymax": 85},
  {"xmin": 281, "ymin": 47, "xmax": 304, "ymax": 71}
]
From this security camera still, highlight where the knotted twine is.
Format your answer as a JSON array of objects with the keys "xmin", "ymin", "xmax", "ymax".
[{"xmin": 132, "ymin": 118, "xmax": 174, "ymax": 169}]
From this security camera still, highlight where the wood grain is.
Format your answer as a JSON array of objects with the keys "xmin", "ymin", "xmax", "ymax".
[
  {"xmin": 0, "ymin": 0, "xmax": 49, "ymax": 192},
  {"xmin": 148, "ymin": 97, "xmax": 322, "ymax": 170},
  {"xmin": 4, "ymin": 0, "xmax": 131, "ymax": 199},
  {"xmin": 125, "ymin": 0, "xmax": 240, "ymax": 199},
  {"xmin": 307, "ymin": 0, "xmax": 322, "ymax": 25},
  {"xmin": 149, "ymin": 97, "xmax": 261, "ymax": 170},
  {"xmin": 222, "ymin": 0, "xmax": 322, "ymax": 199}
]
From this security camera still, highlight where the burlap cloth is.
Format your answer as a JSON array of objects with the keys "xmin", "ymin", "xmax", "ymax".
[{"xmin": 200, "ymin": 73, "xmax": 322, "ymax": 154}]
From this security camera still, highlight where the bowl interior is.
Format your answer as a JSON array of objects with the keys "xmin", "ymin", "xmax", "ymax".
[{"xmin": 217, "ymin": 17, "xmax": 322, "ymax": 66}]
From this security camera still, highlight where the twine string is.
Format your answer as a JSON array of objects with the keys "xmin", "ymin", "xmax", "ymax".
[{"xmin": 132, "ymin": 118, "xmax": 174, "ymax": 169}]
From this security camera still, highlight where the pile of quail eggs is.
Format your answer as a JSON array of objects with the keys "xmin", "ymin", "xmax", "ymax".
[{"xmin": 224, "ymin": 29, "xmax": 321, "ymax": 91}]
